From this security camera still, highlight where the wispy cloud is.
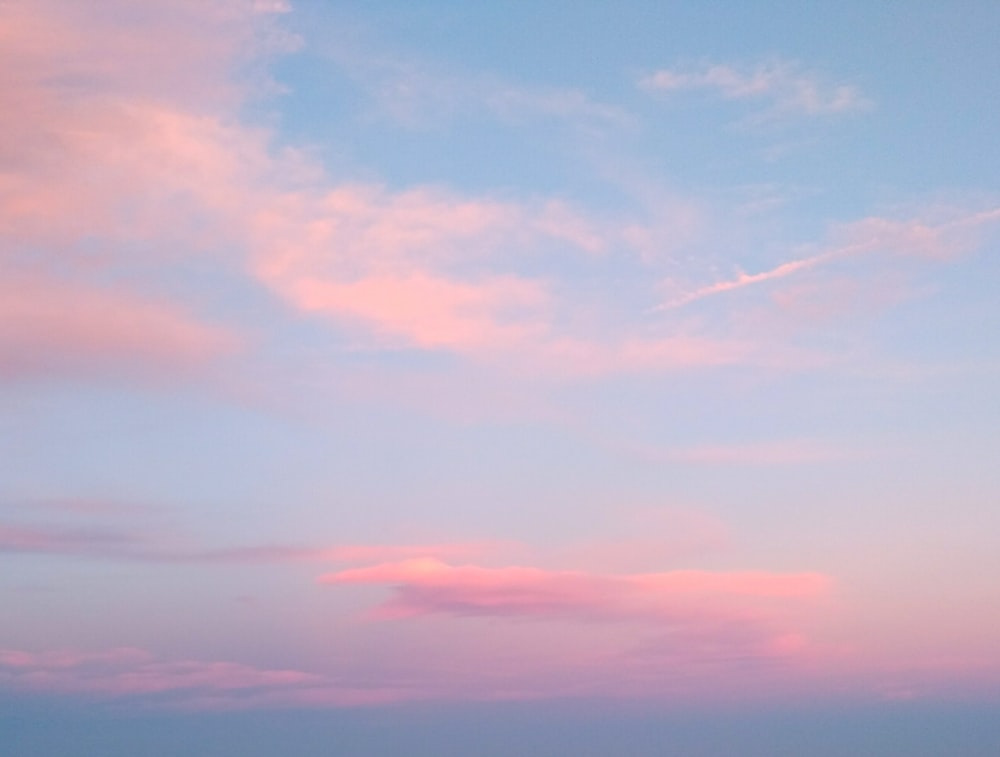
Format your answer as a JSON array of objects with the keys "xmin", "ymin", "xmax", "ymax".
[
  {"xmin": 186, "ymin": 541, "xmax": 507, "ymax": 566},
  {"xmin": 314, "ymin": 33, "xmax": 633, "ymax": 132},
  {"xmin": 640, "ymin": 60, "xmax": 869, "ymax": 117},
  {"xmin": 2, "ymin": 0, "xmax": 748, "ymax": 384},
  {"xmin": 0, "ymin": 647, "xmax": 402, "ymax": 709},
  {"xmin": 4, "ymin": 0, "xmax": 994, "ymax": 393},
  {"xmin": 0, "ymin": 0, "xmax": 287, "ymax": 384},
  {"xmin": 655, "ymin": 251, "xmax": 839, "ymax": 310},
  {"xmin": 0, "ymin": 517, "xmax": 504, "ymax": 566},
  {"xmin": 655, "ymin": 206, "xmax": 1000, "ymax": 311},
  {"xmin": 0, "ymin": 276, "xmax": 238, "ymax": 382},
  {"xmin": 0, "ymin": 522, "xmax": 146, "ymax": 556},
  {"xmin": 248, "ymin": 181, "xmax": 760, "ymax": 373}
]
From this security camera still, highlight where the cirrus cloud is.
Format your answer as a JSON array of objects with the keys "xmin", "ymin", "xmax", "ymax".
[{"xmin": 640, "ymin": 59, "xmax": 869, "ymax": 117}]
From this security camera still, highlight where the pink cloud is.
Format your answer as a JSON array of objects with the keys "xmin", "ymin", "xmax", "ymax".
[
  {"xmin": 0, "ymin": 646, "xmax": 403, "ymax": 709},
  {"xmin": 246, "ymin": 180, "xmax": 762, "ymax": 373},
  {"xmin": 0, "ymin": 277, "xmax": 237, "ymax": 381},
  {"xmin": 0, "ymin": 0, "xmax": 293, "ymax": 249},
  {"xmin": 318, "ymin": 557, "xmax": 835, "ymax": 690},
  {"xmin": 0, "ymin": 527, "xmax": 841, "ymax": 703},
  {"xmin": 248, "ymin": 184, "xmax": 625, "ymax": 363},
  {"xmin": 320, "ymin": 557, "xmax": 830, "ymax": 623},
  {"xmin": 0, "ymin": 0, "xmax": 275, "ymax": 384},
  {"xmin": 0, "ymin": 0, "xmax": 291, "ymax": 113},
  {"xmin": 283, "ymin": 273, "xmax": 548, "ymax": 351},
  {"xmin": 249, "ymin": 184, "xmax": 603, "ymax": 289},
  {"xmin": 655, "ymin": 250, "xmax": 841, "ymax": 310}
]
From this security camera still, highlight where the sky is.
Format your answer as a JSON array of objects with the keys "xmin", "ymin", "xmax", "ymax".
[{"xmin": 3, "ymin": 1, "xmax": 1000, "ymax": 754}]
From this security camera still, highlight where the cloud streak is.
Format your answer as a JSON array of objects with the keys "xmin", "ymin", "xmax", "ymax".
[
  {"xmin": 0, "ymin": 517, "xmax": 505, "ymax": 566},
  {"xmin": 322, "ymin": 558, "xmax": 829, "ymax": 617},
  {"xmin": 640, "ymin": 60, "xmax": 868, "ymax": 116},
  {"xmin": 655, "ymin": 207, "xmax": 1000, "ymax": 311},
  {"xmin": 319, "ymin": 557, "xmax": 831, "ymax": 673},
  {"xmin": 315, "ymin": 32, "xmax": 633, "ymax": 132},
  {"xmin": 0, "ymin": 647, "xmax": 403, "ymax": 709}
]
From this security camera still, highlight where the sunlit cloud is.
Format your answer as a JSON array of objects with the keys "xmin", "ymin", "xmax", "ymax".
[
  {"xmin": 319, "ymin": 558, "xmax": 831, "ymax": 675},
  {"xmin": 321, "ymin": 558, "xmax": 829, "ymax": 617}
]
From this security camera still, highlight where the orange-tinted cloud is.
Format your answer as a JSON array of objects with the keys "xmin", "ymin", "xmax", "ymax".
[{"xmin": 319, "ymin": 557, "xmax": 833, "ymax": 686}]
